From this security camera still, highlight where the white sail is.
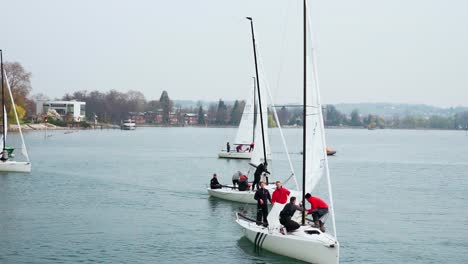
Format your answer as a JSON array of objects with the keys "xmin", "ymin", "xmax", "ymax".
[
  {"xmin": 0, "ymin": 106, "xmax": 6, "ymax": 150},
  {"xmin": 234, "ymin": 85, "xmax": 255, "ymax": 145},
  {"xmin": 304, "ymin": 54, "xmax": 326, "ymax": 193},
  {"xmin": 249, "ymin": 75, "xmax": 270, "ymax": 166},
  {"xmin": 4, "ymin": 71, "xmax": 30, "ymax": 162}
]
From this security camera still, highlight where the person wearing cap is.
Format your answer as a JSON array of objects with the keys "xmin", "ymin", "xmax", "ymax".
[
  {"xmin": 254, "ymin": 181, "xmax": 272, "ymax": 226},
  {"xmin": 271, "ymin": 181, "xmax": 290, "ymax": 204},
  {"xmin": 210, "ymin": 173, "xmax": 222, "ymax": 189},
  {"xmin": 305, "ymin": 193, "xmax": 329, "ymax": 231},
  {"xmin": 279, "ymin": 196, "xmax": 304, "ymax": 233}
]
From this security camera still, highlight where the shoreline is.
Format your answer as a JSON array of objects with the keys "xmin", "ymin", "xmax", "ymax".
[{"xmin": 7, "ymin": 123, "xmax": 466, "ymax": 132}]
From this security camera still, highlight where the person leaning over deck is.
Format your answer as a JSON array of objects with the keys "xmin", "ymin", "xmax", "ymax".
[
  {"xmin": 305, "ymin": 193, "xmax": 329, "ymax": 232},
  {"xmin": 251, "ymin": 162, "xmax": 270, "ymax": 191},
  {"xmin": 279, "ymin": 196, "xmax": 304, "ymax": 233},
  {"xmin": 238, "ymin": 174, "xmax": 249, "ymax": 191},
  {"xmin": 232, "ymin": 171, "xmax": 242, "ymax": 187},
  {"xmin": 236, "ymin": 144, "xmax": 242, "ymax": 152},
  {"xmin": 210, "ymin": 174, "xmax": 222, "ymax": 189},
  {"xmin": 271, "ymin": 181, "xmax": 290, "ymax": 204},
  {"xmin": 254, "ymin": 182, "xmax": 272, "ymax": 226}
]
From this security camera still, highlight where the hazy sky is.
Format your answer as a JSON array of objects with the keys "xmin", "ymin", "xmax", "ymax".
[{"xmin": 1, "ymin": 0, "xmax": 467, "ymax": 107}]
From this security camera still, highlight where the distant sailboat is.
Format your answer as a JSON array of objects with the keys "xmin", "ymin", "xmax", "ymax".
[
  {"xmin": 235, "ymin": 2, "xmax": 339, "ymax": 263},
  {"xmin": 0, "ymin": 50, "xmax": 31, "ymax": 173},
  {"xmin": 218, "ymin": 32, "xmax": 272, "ymax": 160},
  {"xmin": 209, "ymin": 17, "xmax": 295, "ymax": 203}
]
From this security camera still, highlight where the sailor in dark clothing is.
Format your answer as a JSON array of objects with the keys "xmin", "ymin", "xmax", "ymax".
[
  {"xmin": 254, "ymin": 182, "xmax": 271, "ymax": 226},
  {"xmin": 279, "ymin": 196, "xmax": 304, "ymax": 233},
  {"xmin": 226, "ymin": 142, "xmax": 230, "ymax": 153},
  {"xmin": 210, "ymin": 173, "xmax": 222, "ymax": 189},
  {"xmin": 251, "ymin": 162, "xmax": 270, "ymax": 191}
]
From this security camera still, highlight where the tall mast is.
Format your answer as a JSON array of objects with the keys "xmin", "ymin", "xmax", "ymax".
[
  {"xmin": 0, "ymin": 49, "xmax": 5, "ymax": 151},
  {"xmin": 252, "ymin": 76, "xmax": 256, "ymax": 143},
  {"xmin": 247, "ymin": 17, "xmax": 268, "ymax": 165},
  {"xmin": 301, "ymin": 0, "xmax": 307, "ymax": 226}
]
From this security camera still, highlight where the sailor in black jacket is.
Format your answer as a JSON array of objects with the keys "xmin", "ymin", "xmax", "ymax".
[
  {"xmin": 254, "ymin": 181, "xmax": 272, "ymax": 225},
  {"xmin": 280, "ymin": 196, "xmax": 304, "ymax": 232}
]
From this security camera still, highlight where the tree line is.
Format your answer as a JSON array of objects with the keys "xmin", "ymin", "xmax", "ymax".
[
  {"xmin": 4, "ymin": 61, "xmax": 468, "ymax": 130},
  {"xmin": 276, "ymin": 105, "xmax": 468, "ymax": 130}
]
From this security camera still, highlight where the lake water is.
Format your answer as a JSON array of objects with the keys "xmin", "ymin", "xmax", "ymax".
[{"xmin": 0, "ymin": 128, "xmax": 467, "ymax": 263}]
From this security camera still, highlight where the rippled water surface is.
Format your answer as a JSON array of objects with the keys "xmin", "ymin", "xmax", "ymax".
[{"xmin": 0, "ymin": 128, "xmax": 467, "ymax": 263}]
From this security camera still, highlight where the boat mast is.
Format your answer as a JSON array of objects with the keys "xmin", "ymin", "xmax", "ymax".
[
  {"xmin": 252, "ymin": 76, "xmax": 256, "ymax": 143},
  {"xmin": 0, "ymin": 49, "xmax": 5, "ymax": 152},
  {"xmin": 301, "ymin": 0, "xmax": 307, "ymax": 226},
  {"xmin": 247, "ymin": 17, "xmax": 268, "ymax": 165}
]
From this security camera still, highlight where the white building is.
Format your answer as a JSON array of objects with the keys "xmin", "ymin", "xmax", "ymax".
[{"xmin": 36, "ymin": 100, "xmax": 86, "ymax": 121}]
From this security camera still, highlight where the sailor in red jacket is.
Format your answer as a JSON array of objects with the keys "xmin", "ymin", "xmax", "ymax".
[
  {"xmin": 271, "ymin": 181, "xmax": 290, "ymax": 204},
  {"xmin": 305, "ymin": 193, "xmax": 328, "ymax": 232}
]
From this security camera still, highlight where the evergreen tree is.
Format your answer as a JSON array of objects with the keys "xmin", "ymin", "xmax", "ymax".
[
  {"xmin": 229, "ymin": 100, "xmax": 243, "ymax": 125},
  {"xmin": 277, "ymin": 106, "xmax": 290, "ymax": 125},
  {"xmin": 215, "ymin": 99, "xmax": 228, "ymax": 125},
  {"xmin": 350, "ymin": 109, "xmax": 362, "ymax": 126},
  {"xmin": 159, "ymin": 91, "xmax": 173, "ymax": 124},
  {"xmin": 197, "ymin": 106, "xmax": 205, "ymax": 125}
]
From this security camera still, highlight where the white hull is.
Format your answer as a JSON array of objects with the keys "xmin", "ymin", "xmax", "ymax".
[
  {"xmin": 218, "ymin": 151, "xmax": 252, "ymax": 159},
  {"xmin": 0, "ymin": 161, "xmax": 32, "ymax": 173},
  {"xmin": 207, "ymin": 187, "xmax": 256, "ymax": 204},
  {"xmin": 218, "ymin": 151, "xmax": 272, "ymax": 160},
  {"xmin": 207, "ymin": 184, "xmax": 277, "ymax": 204},
  {"xmin": 121, "ymin": 125, "xmax": 136, "ymax": 130},
  {"xmin": 236, "ymin": 217, "xmax": 339, "ymax": 264}
]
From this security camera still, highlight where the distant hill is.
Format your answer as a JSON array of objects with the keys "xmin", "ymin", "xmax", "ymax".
[{"xmin": 333, "ymin": 103, "xmax": 468, "ymax": 118}]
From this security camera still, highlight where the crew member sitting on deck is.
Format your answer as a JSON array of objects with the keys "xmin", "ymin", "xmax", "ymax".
[
  {"xmin": 210, "ymin": 173, "xmax": 222, "ymax": 189},
  {"xmin": 238, "ymin": 174, "xmax": 249, "ymax": 191},
  {"xmin": 271, "ymin": 181, "xmax": 290, "ymax": 204},
  {"xmin": 279, "ymin": 196, "xmax": 304, "ymax": 233},
  {"xmin": 305, "ymin": 193, "xmax": 329, "ymax": 232}
]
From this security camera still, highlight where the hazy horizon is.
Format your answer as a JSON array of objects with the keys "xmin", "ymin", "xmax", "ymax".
[{"xmin": 2, "ymin": 0, "xmax": 467, "ymax": 107}]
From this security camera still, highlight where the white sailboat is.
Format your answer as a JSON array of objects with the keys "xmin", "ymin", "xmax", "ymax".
[
  {"xmin": 235, "ymin": 2, "xmax": 339, "ymax": 263},
  {"xmin": 207, "ymin": 18, "xmax": 298, "ymax": 204},
  {"xmin": 218, "ymin": 80, "xmax": 258, "ymax": 159},
  {"xmin": 0, "ymin": 50, "xmax": 31, "ymax": 173},
  {"xmin": 218, "ymin": 38, "xmax": 272, "ymax": 160}
]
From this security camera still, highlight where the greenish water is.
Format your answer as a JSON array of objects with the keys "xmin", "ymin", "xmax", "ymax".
[{"xmin": 0, "ymin": 128, "xmax": 467, "ymax": 263}]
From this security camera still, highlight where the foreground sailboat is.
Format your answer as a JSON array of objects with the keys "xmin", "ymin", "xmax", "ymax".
[
  {"xmin": 235, "ymin": 2, "xmax": 339, "ymax": 263},
  {"xmin": 0, "ymin": 50, "xmax": 31, "ymax": 173}
]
